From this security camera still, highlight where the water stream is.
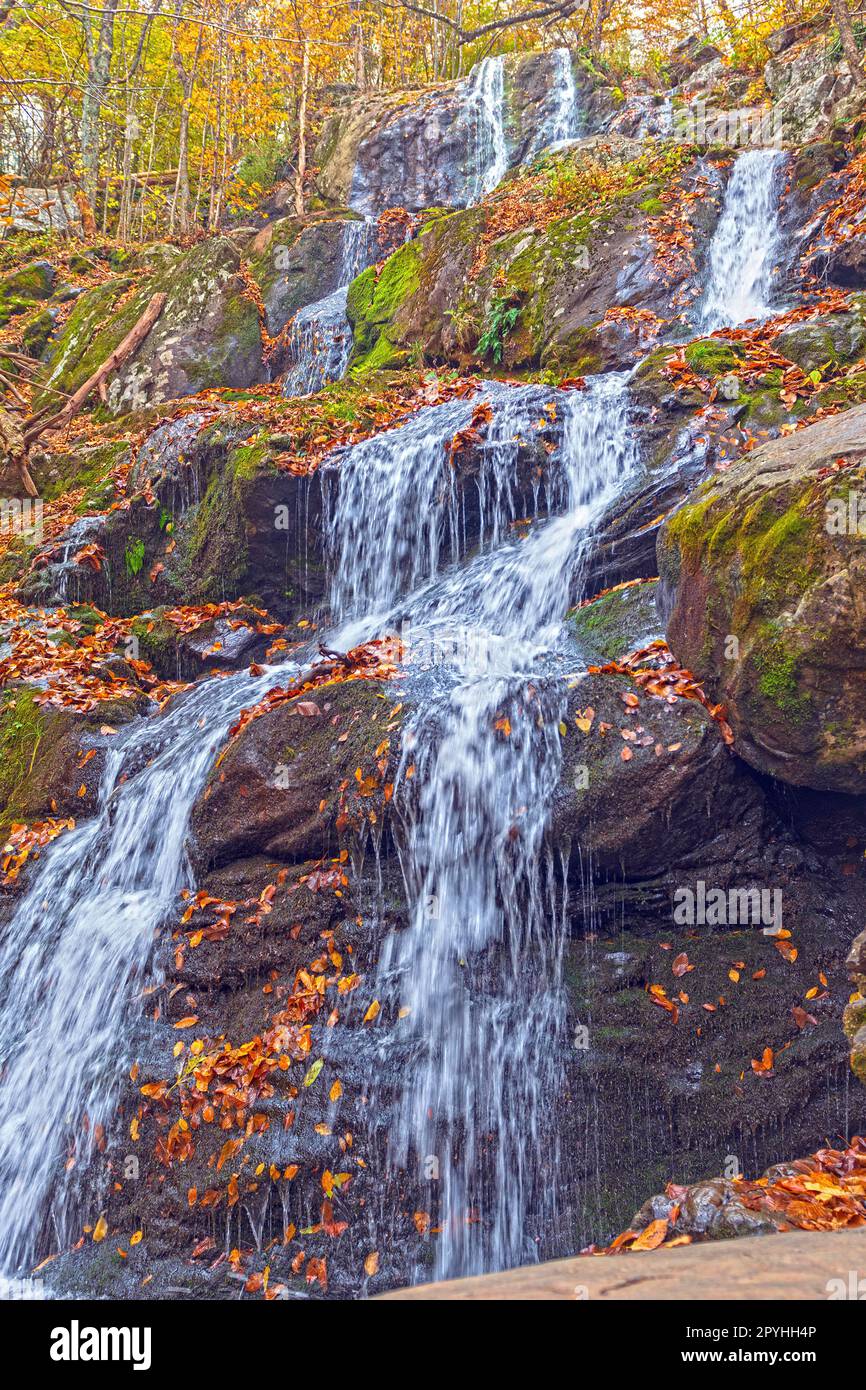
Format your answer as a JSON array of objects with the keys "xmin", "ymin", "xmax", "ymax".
[
  {"xmin": 528, "ymin": 48, "xmax": 581, "ymax": 154},
  {"xmin": 0, "ymin": 666, "xmax": 283, "ymax": 1272},
  {"xmin": 698, "ymin": 148, "xmax": 787, "ymax": 331},
  {"xmin": 464, "ymin": 55, "xmax": 509, "ymax": 204},
  {"xmin": 328, "ymin": 373, "xmax": 638, "ymax": 1279},
  {"xmin": 282, "ymin": 218, "xmax": 378, "ymax": 398}
]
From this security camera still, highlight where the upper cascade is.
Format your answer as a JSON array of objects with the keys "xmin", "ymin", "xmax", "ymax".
[{"xmin": 316, "ymin": 47, "xmax": 602, "ymax": 217}]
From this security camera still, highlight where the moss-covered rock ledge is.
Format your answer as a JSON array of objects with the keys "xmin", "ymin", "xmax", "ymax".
[
  {"xmin": 658, "ymin": 404, "xmax": 866, "ymax": 793},
  {"xmin": 345, "ymin": 138, "xmax": 722, "ymax": 380}
]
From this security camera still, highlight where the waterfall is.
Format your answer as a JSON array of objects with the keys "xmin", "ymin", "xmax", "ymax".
[
  {"xmin": 324, "ymin": 381, "xmax": 575, "ymax": 627},
  {"xmin": 282, "ymin": 217, "xmax": 378, "ymax": 399},
  {"xmin": 464, "ymin": 55, "xmax": 509, "ymax": 204},
  {"xmin": 0, "ymin": 665, "xmax": 282, "ymax": 1273},
  {"xmin": 698, "ymin": 149, "xmax": 787, "ymax": 332},
  {"xmin": 528, "ymin": 48, "xmax": 581, "ymax": 155},
  {"xmin": 282, "ymin": 286, "xmax": 354, "ymax": 398},
  {"xmin": 327, "ymin": 373, "xmax": 638, "ymax": 1279}
]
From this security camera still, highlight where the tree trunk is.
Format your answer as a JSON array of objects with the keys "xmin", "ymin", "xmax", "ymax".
[
  {"xmin": 831, "ymin": 0, "xmax": 865, "ymax": 86},
  {"xmin": 294, "ymin": 40, "xmax": 310, "ymax": 218},
  {"xmin": 80, "ymin": 0, "xmax": 120, "ymax": 209}
]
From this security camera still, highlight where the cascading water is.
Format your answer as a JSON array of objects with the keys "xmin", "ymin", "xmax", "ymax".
[
  {"xmin": 282, "ymin": 286, "xmax": 354, "ymax": 399},
  {"xmin": 464, "ymin": 55, "xmax": 509, "ymax": 204},
  {"xmin": 326, "ymin": 373, "xmax": 638, "ymax": 1280},
  {"xmin": 325, "ymin": 381, "xmax": 575, "ymax": 626},
  {"xmin": 528, "ymin": 48, "xmax": 581, "ymax": 154},
  {"xmin": 282, "ymin": 217, "xmax": 378, "ymax": 399},
  {"xmin": 698, "ymin": 148, "xmax": 787, "ymax": 331},
  {"xmin": 0, "ymin": 665, "xmax": 282, "ymax": 1273}
]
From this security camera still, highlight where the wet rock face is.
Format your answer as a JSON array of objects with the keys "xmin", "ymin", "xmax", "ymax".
[
  {"xmin": 554, "ymin": 582, "xmax": 784, "ymax": 893},
  {"xmin": 36, "ymin": 238, "xmax": 265, "ymax": 416},
  {"xmin": 658, "ymin": 405, "xmax": 866, "ymax": 794},
  {"xmin": 20, "ymin": 417, "xmax": 327, "ymax": 623},
  {"xmin": 0, "ymin": 685, "xmax": 145, "ymax": 845},
  {"xmin": 190, "ymin": 679, "xmax": 396, "ymax": 872},
  {"xmin": 245, "ymin": 214, "xmax": 364, "ymax": 337}
]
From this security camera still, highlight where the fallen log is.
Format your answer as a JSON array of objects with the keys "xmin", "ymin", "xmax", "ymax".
[{"xmin": 23, "ymin": 291, "xmax": 166, "ymax": 447}]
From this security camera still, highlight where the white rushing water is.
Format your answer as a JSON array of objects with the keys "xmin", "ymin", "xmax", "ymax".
[
  {"xmin": 325, "ymin": 381, "xmax": 577, "ymax": 626},
  {"xmin": 328, "ymin": 373, "xmax": 638, "ymax": 1279},
  {"xmin": 282, "ymin": 217, "xmax": 378, "ymax": 399},
  {"xmin": 0, "ymin": 665, "xmax": 282, "ymax": 1272},
  {"xmin": 528, "ymin": 48, "xmax": 581, "ymax": 155},
  {"xmin": 464, "ymin": 55, "xmax": 509, "ymax": 204},
  {"xmin": 698, "ymin": 148, "xmax": 787, "ymax": 332}
]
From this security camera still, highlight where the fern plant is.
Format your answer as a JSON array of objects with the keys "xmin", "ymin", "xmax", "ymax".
[{"xmin": 475, "ymin": 294, "xmax": 520, "ymax": 365}]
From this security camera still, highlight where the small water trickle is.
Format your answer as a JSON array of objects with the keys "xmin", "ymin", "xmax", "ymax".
[
  {"xmin": 698, "ymin": 148, "xmax": 787, "ymax": 332},
  {"xmin": 282, "ymin": 218, "xmax": 378, "ymax": 399},
  {"xmin": 0, "ymin": 664, "xmax": 287, "ymax": 1275}
]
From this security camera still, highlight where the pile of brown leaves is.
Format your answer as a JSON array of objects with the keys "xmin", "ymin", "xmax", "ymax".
[
  {"xmin": 1, "ymin": 816, "xmax": 76, "ymax": 884},
  {"xmin": 0, "ymin": 592, "xmax": 183, "ymax": 712},
  {"xmin": 588, "ymin": 638, "xmax": 734, "ymax": 746}
]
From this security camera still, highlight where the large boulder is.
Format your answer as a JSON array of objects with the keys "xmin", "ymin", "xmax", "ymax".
[
  {"xmin": 0, "ymin": 185, "xmax": 82, "ymax": 235},
  {"xmin": 190, "ymin": 678, "xmax": 396, "ymax": 871},
  {"xmin": 19, "ymin": 414, "xmax": 326, "ymax": 621},
  {"xmin": 346, "ymin": 142, "xmax": 725, "ymax": 379},
  {"xmin": 0, "ymin": 259, "xmax": 54, "ymax": 326},
  {"xmin": 35, "ymin": 237, "xmax": 265, "ymax": 416},
  {"xmin": 658, "ymin": 405, "xmax": 866, "ymax": 793},
  {"xmin": 554, "ymin": 581, "xmax": 789, "ymax": 902},
  {"xmin": 765, "ymin": 29, "xmax": 864, "ymax": 142}
]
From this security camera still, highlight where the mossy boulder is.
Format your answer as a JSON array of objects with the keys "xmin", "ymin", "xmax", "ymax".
[
  {"xmin": 22, "ymin": 415, "xmax": 326, "ymax": 622},
  {"xmin": 845, "ymin": 930, "xmax": 866, "ymax": 1085},
  {"xmin": 347, "ymin": 237, "xmax": 424, "ymax": 374},
  {"xmin": 0, "ymin": 683, "xmax": 143, "ymax": 842},
  {"xmin": 346, "ymin": 141, "xmax": 721, "ymax": 380},
  {"xmin": 658, "ymin": 404, "xmax": 866, "ymax": 792},
  {"xmin": 130, "ymin": 604, "xmax": 271, "ymax": 682},
  {"xmin": 35, "ymin": 238, "xmax": 265, "ymax": 416},
  {"xmin": 0, "ymin": 259, "xmax": 54, "ymax": 327},
  {"xmin": 772, "ymin": 305, "xmax": 866, "ymax": 375}
]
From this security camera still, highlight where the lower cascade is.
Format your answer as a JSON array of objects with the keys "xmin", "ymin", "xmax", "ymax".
[
  {"xmin": 0, "ymin": 667, "xmax": 281, "ymax": 1272},
  {"xmin": 329, "ymin": 373, "xmax": 638, "ymax": 1278}
]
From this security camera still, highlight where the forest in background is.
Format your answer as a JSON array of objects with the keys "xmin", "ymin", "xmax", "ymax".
[{"xmin": 0, "ymin": 0, "xmax": 837, "ymax": 241}]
